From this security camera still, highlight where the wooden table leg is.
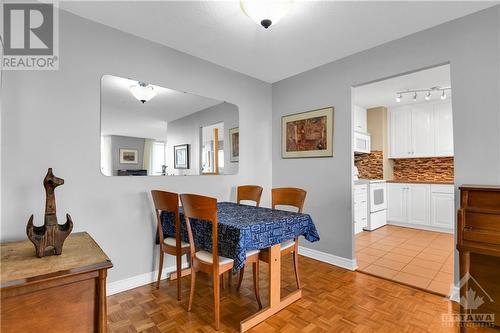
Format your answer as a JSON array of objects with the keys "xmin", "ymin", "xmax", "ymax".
[{"xmin": 240, "ymin": 244, "xmax": 302, "ymax": 332}]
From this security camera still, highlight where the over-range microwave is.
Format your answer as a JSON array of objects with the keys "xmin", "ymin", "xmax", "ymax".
[{"xmin": 354, "ymin": 132, "xmax": 371, "ymax": 154}]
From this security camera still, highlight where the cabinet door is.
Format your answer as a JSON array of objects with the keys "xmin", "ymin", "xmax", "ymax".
[
  {"xmin": 431, "ymin": 192, "xmax": 455, "ymax": 229},
  {"xmin": 434, "ymin": 101, "xmax": 454, "ymax": 156},
  {"xmin": 411, "ymin": 104, "xmax": 435, "ymax": 157},
  {"xmin": 387, "ymin": 184, "xmax": 407, "ymax": 222},
  {"xmin": 389, "ymin": 108, "xmax": 412, "ymax": 158},
  {"xmin": 353, "ymin": 105, "xmax": 367, "ymax": 132},
  {"xmin": 408, "ymin": 184, "xmax": 431, "ymax": 225}
]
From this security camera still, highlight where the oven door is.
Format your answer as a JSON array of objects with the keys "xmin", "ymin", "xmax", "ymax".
[{"xmin": 370, "ymin": 183, "xmax": 387, "ymax": 212}]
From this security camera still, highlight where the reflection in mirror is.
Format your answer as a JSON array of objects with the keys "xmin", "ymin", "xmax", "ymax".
[{"xmin": 100, "ymin": 75, "xmax": 239, "ymax": 176}]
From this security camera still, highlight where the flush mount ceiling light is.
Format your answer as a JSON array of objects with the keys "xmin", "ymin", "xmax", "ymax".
[
  {"xmin": 240, "ymin": 0, "xmax": 293, "ymax": 29},
  {"xmin": 129, "ymin": 82, "xmax": 157, "ymax": 103},
  {"xmin": 395, "ymin": 86, "xmax": 451, "ymax": 103}
]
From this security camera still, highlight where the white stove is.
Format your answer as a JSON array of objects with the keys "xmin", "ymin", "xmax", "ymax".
[{"xmin": 355, "ymin": 179, "xmax": 387, "ymax": 231}]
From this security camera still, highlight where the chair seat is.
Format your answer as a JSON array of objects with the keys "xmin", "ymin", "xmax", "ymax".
[
  {"xmin": 164, "ymin": 237, "xmax": 190, "ymax": 248},
  {"xmin": 246, "ymin": 249, "xmax": 260, "ymax": 257},
  {"xmin": 195, "ymin": 250, "xmax": 234, "ymax": 266},
  {"xmin": 280, "ymin": 239, "xmax": 295, "ymax": 251}
]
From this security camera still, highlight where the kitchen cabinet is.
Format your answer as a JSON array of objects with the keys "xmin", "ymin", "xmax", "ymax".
[
  {"xmin": 353, "ymin": 184, "xmax": 368, "ymax": 234},
  {"xmin": 353, "ymin": 105, "xmax": 367, "ymax": 133},
  {"xmin": 388, "ymin": 106, "xmax": 412, "ymax": 158},
  {"xmin": 388, "ymin": 101, "xmax": 453, "ymax": 158},
  {"xmin": 433, "ymin": 102, "xmax": 454, "ymax": 156},
  {"xmin": 387, "ymin": 183, "xmax": 453, "ymax": 231},
  {"xmin": 407, "ymin": 184, "xmax": 431, "ymax": 225},
  {"xmin": 430, "ymin": 185, "xmax": 455, "ymax": 229},
  {"xmin": 411, "ymin": 104, "xmax": 434, "ymax": 157},
  {"xmin": 387, "ymin": 183, "xmax": 407, "ymax": 222}
]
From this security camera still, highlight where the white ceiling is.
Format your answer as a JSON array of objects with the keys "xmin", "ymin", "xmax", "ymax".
[
  {"xmin": 101, "ymin": 75, "xmax": 222, "ymax": 140},
  {"xmin": 62, "ymin": 1, "xmax": 498, "ymax": 83},
  {"xmin": 354, "ymin": 64, "xmax": 451, "ymax": 109}
]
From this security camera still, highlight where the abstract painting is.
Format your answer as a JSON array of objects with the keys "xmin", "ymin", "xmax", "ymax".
[{"xmin": 282, "ymin": 107, "xmax": 334, "ymax": 158}]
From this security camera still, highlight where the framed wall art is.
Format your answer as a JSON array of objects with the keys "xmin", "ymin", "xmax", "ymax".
[
  {"xmin": 281, "ymin": 107, "xmax": 334, "ymax": 158},
  {"xmin": 119, "ymin": 149, "xmax": 138, "ymax": 164},
  {"xmin": 229, "ymin": 127, "xmax": 239, "ymax": 162},
  {"xmin": 174, "ymin": 144, "xmax": 190, "ymax": 169}
]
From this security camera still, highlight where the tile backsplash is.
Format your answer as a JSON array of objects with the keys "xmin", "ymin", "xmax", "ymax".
[
  {"xmin": 392, "ymin": 157, "xmax": 454, "ymax": 182},
  {"xmin": 354, "ymin": 151, "xmax": 383, "ymax": 179}
]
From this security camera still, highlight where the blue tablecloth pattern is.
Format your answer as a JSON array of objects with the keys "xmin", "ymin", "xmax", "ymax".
[{"xmin": 157, "ymin": 202, "xmax": 319, "ymax": 271}]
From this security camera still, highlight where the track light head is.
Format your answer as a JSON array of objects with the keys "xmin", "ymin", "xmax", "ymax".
[{"xmin": 441, "ymin": 90, "xmax": 447, "ymax": 100}]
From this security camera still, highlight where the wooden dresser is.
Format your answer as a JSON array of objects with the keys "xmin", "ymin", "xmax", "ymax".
[
  {"xmin": 457, "ymin": 185, "xmax": 500, "ymax": 330},
  {"xmin": 1, "ymin": 232, "xmax": 113, "ymax": 333}
]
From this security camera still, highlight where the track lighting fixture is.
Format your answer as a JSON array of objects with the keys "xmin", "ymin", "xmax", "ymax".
[{"xmin": 395, "ymin": 86, "xmax": 451, "ymax": 103}]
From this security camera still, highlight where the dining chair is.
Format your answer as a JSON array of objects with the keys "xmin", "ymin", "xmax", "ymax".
[
  {"xmin": 180, "ymin": 193, "xmax": 261, "ymax": 330},
  {"xmin": 261, "ymin": 187, "xmax": 307, "ymax": 289},
  {"xmin": 228, "ymin": 185, "xmax": 263, "ymax": 305},
  {"xmin": 151, "ymin": 190, "xmax": 190, "ymax": 301},
  {"xmin": 237, "ymin": 185, "xmax": 263, "ymax": 206}
]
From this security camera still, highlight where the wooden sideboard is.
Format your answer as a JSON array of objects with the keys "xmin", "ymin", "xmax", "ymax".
[
  {"xmin": 457, "ymin": 185, "xmax": 500, "ymax": 330},
  {"xmin": 1, "ymin": 232, "xmax": 113, "ymax": 333}
]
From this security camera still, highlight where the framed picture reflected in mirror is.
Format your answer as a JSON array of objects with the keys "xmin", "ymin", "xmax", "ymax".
[
  {"xmin": 229, "ymin": 127, "xmax": 239, "ymax": 162},
  {"xmin": 174, "ymin": 144, "xmax": 189, "ymax": 169}
]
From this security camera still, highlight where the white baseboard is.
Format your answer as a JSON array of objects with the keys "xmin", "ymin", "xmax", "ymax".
[
  {"xmin": 107, "ymin": 263, "xmax": 189, "ymax": 296},
  {"xmin": 387, "ymin": 221, "xmax": 454, "ymax": 234},
  {"xmin": 298, "ymin": 246, "xmax": 357, "ymax": 271},
  {"xmin": 449, "ymin": 286, "xmax": 460, "ymax": 302}
]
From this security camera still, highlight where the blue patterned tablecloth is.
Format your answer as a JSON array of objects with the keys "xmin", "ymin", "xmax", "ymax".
[{"xmin": 158, "ymin": 202, "xmax": 320, "ymax": 271}]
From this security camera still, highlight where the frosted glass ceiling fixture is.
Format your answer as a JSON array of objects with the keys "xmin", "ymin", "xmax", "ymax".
[
  {"xmin": 240, "ymin": 0, "xmax": 293, "ymax": 29},
  {"xmin": 395, "ymin": 86, "xmax": 451, "ymax": 103},
  {"xmin": 129, "ymin": 81, "xmax": 157, "ymax": 103}
]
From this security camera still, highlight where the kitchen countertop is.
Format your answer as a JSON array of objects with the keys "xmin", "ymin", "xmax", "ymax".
[{"xmin": 386, "ymin": 180, "xmax": 455, "ymax": 185}]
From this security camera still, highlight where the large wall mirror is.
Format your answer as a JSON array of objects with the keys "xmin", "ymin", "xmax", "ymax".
[{"xmin": 100, "ymin": 75, "xmax": 239, "ymax": 176}]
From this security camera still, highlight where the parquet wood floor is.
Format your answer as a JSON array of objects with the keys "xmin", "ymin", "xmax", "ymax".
[{"xmin": 107, "ymin": 256, "xmax": 498, "ymax": 333}]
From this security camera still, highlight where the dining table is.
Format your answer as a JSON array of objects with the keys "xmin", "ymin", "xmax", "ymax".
[{"xmin": 159, "ymin": 201, "xmax": 320, "ymax": 332}]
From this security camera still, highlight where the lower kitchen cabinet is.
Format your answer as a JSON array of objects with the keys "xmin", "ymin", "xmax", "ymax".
[
  {"xmin": 430, "ymin": 186, "xmax": 455, "ymax": 229},
  {"xmin": 387, "ymin": 183, "xmax": 454, "ymax": 231},
  {"xmin": 354, "ymin": 184, "xmax": 368, "ymax": 234}
]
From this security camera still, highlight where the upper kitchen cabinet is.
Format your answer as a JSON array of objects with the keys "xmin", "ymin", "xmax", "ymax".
[
  {"xmin": 433, "ymin": 101, "xmax": 454, "ymax": 156},
  {"xmin": 388, "ymin": 106, "xmax": 412, "ymax": 158},
  {"xmin": 353, "ymin": 105, "xmax": 368, "ymax": 133},
  {"xmin": 388, "ymin": 101, "xmax": 453, "ymax": 158}
]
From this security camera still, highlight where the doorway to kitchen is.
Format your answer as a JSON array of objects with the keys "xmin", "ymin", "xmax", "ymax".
[{"xmin": 351, "ymin": 64, "xmax": 455, "ymax": 296}]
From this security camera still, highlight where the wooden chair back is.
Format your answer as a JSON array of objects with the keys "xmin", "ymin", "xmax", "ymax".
[
  {"xmin": 180, "ymin": 193, "xmax": 219, "ymax": 266},
  {"xmin": 151, "ymin": 190, "xmax": 180, "ymax": 246},
  {"xmin": 237, "ymin": 185, "xmax": 263, "ymax": 207},
  {"xmin": 272, "ymin": 187, "xmax": 307, "ymax": 213}
]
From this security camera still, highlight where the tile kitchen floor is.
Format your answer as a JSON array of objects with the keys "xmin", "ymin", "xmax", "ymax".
[{"xmin": 356, "ymin": 225, "xmax": 454, "ymax": 296}]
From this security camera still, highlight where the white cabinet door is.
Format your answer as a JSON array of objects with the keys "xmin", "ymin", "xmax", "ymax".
[
  {"xmin": 387, "ymin": 184, "xmax": 407, "ymax": 223},
  {"xmin": 434, "ymin": 101, "xmax": 454, "ymax": 156},
  {"xmin": 431, "ymin": 193, "xmax": 455, "ymax": 229},
  {"xmin": 389, "ymin": 107, "xmax": 412, "ymax": 158},
  {"xmin": 408, "ymin": 184, "xmax": 431, "ymax": 225},
  {"xmin": 353, "ymin": 105, "xmax": 367, "ymax": 133},
  {"xmin": 411, "ymin": 104, "xmax": 435, "ymax": 157}
]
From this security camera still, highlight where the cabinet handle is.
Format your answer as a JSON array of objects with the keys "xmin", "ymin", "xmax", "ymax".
[{"xmin": 361, "ymin": 218, "xmax": 367, "ymax": 220}]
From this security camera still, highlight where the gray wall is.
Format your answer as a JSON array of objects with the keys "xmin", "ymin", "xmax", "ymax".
[
  {"xmin": 110, "ymin": 135, "xmax": 145, "ymax": 175},
  {"xmin": 166, "ymin": 102, "xmax": 239, "ymax": 176},
  {"xmin": 1, "ymin": 10, "xmax": 272, "ymax": 283},
  {"xmin": 272, "ymin": 4, "xmax": 500, "ymax": 273}
]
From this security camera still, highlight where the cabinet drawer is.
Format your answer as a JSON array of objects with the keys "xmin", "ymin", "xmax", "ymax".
[
  {"xmin": 354, "ymin": 193, "xmax": 368, "ymax": 205},
  {"xmin": 431, "ymin": 184, "xmax": 454, "ymax": 194},
  {"xmin": 355, "ymin": 205, "xmax": 368, "ymax": 220}
]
